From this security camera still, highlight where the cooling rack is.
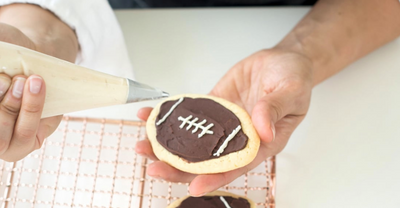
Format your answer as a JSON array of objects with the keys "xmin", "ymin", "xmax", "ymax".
[{"xmin": 0, "ymin": 117, "xmax": 275, "ymax": 208}]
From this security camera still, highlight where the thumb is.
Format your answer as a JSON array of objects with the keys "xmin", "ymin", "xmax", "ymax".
[{"xmin": 251, "ymin": 89, "xmax": 294, "ymax": 143}]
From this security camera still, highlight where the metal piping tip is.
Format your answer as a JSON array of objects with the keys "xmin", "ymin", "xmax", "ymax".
[
  {"xmin": 126, "ymin": 79, "xmax": 170, "ymax": 103},
  {"xmin": 161, "ymin": 91, "xmax": 169, "ymax": 98}
]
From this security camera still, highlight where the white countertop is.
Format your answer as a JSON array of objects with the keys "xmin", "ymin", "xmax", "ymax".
[{"xmin": 70, "ymin": 8, "xmax": 400, "ymax": 208}]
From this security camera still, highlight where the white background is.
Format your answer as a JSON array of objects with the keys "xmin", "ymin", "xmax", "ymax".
[{"xmin": 71, "ymin": 8, "xmax": 400, "ymax": 208}]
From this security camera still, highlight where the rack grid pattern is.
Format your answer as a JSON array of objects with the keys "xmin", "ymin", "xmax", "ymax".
[{"xmin": 0, "ymin": 117, "xmax": 275, "ymax": 208}]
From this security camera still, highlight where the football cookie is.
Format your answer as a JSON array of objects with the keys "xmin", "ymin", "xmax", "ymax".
[
  {"xmin": 146, "ymin": 94, "xmax": 260, "ymax": 174},
  {"xmin": 167, "ymin": 191, "xmax": 256, "ymax": 208}
]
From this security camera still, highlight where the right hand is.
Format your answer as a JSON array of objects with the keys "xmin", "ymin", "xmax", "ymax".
[
  {"xmin": 0, "ymin": 2, "xmax": 78, "ymax": 161},
  {"xmin": 0, "ymin": 73, "xmax": 56, "ymax": 162},
  {"xmin": 0, "ymin": 23, "xmax": 62, "ymax": 162}
]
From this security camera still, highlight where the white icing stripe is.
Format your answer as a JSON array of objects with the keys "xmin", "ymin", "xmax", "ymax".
[
  {"xmin": 178, "ymin": 115, "xmax": 214, "ymax": 138},
  {"xmin": 186, "ymin": 117, "xmax": 198, "ymax": 130},
  {"xmin": 192, "ymin": 119, "xmax": 206, "ymax": 133},
  {"xmin": 156, "ymin": 97, "xmax": 184, "ymax": 126},
  {"xmin": 220, "ymin": 196, "xmax": 232, "ymax": 208},
  {"xmin": 179, "ymin": 115, "xmax": 193, "ymax": 129},
  {"xmin": 213, "ymin": 125, "xmax": 242, "ymax": 157},
  {"xmin": 198, "ymin": 123, "xmax": 214, "ymax": 138}
]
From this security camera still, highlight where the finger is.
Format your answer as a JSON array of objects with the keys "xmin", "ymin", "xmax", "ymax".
[
  {"xmin": 208, "ymin": 67, "xmax": 245, "ymax": 108},
  {"xmin": 0, "ymin": 76, "xmax": 26, "ymax": 156},
  {"xmin": 135, "ymin": 139, "xmax": 158, "ymax": 161},
  {"xmin": 137, "ymin": 107, "xmax": 153, "ymax": 121},
  {"xmin": 0, "ymin": 74, "xmax": 12, "ymax": 101},
  {"xmin": 3, "ymin": 75, "xmax": 45, "ymax": 161},
  {"xmin": 147, "ymin": 161, "xmax": 196, "ymax": 183},
  {"xmin": 251, "ymin": 88, "xmax": 305, "ymax": 143}
]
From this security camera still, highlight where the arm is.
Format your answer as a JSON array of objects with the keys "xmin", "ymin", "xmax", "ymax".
[
  {"xmin": 277, "ymin": 0, "xmax": 400, "ymax": 85},
  {"xmin": 136, "ymin": 0, "xmax": 400, "ymax": 196},
  {"xmin": 0, "ymin": 3, "xmax": 78, "ymax": 161},
  {"xmin": 0, "ymin": 3, "xmax": 78, "ymax": 61}
]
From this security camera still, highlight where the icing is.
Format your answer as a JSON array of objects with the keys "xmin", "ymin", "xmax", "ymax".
[
  {"xmin": 213, "ymin": 125, "xmax": 242, "ymax": 157},
  {"xmin": 156, "ymin": 97, "xmax": 184, "ymax": 126},
  {"xmin": 220, "ymin": 196, "xmax": 232, "ymax": 208},
  {"xmin": 178, "ymin": 115, "xmax": 214, "ymax": 138},
  {"xmin": 156, "ymin": 97, "xmax": 248, "ymax": 162},
  {"xmin": 175, "ymin": 195, "xmax": 250, "ymax": 208}
]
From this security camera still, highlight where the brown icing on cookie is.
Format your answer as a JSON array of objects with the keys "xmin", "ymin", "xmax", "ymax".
[
  {"xmin": 156, "ymin": 97, "xmax": 248, "ymax": 162},
  {"xmin": 175, "ymin": 195, "xmax": 250, "ymax": 208}
]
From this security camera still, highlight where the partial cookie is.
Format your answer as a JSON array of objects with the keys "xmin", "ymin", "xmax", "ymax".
[
  {"xmin": 167, "ymin": 191, "xmax": 256, "ymax": 208},
  {"xmin": 147, "ymin": 94, "xmax": 260, "ymax": 174}
]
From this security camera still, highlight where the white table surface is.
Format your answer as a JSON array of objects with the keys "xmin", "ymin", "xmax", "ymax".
[{"xmin": 70, "ymin": 7, "xmax": 400, "ymax": 208}]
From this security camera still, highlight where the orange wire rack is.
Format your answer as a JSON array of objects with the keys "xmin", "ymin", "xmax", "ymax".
[{"xmin": 0, "ymin": 116, "xmax": 275, "ymax": 208}]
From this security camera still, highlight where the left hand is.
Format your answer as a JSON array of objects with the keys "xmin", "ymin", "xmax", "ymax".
[{"xmin": 136, "ymin": 48, "xmax": 314, "ymax": 196}]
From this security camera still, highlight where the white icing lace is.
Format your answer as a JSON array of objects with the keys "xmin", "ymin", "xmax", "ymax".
[
  {"xmin": 156, "ymin": 97, "xmax": 184, "ymax": 126},
  {"xmin": 178, "ymin": 115, "xmax": 214, "ymax": 138}
]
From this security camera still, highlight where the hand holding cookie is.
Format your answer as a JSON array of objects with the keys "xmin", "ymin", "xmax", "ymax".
[{"xmin": 136, "ymin": 49, "xmax": 313, "ymax": 196}]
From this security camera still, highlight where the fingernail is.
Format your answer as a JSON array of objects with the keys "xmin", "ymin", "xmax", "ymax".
[
  {"xmin": 0, "ymin": 79, "xmax": 8, "ymax": 96},
  {"xmin": 12, "ymin": 78, "xmax": 26, "ymax": 98},
  {"xmin": 29, "ymin": 76, "xmax": 42, "ymax": 94},
  {"xmin": 146, "ymin": 164, "xmax": 159, "ymax": 178}
]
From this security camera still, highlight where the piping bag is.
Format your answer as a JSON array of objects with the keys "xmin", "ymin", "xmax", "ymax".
[{"xmin": 0, "ymin": 41, "xmax": 169, "ymax": 118}]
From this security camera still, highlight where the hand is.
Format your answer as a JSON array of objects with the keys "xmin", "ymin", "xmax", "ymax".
[
  {"xmin": 136, "ymin": 48, "xmax": 313, "ymax": 196},
  {"xmin": 136, "ymin": 0, "xmax": 400, "ymax": 197},
  {"xmin": 0, "ymin": 4, "xmax": 78, "ymax": 162}
]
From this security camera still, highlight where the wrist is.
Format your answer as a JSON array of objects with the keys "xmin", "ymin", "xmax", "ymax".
[
  {"xmin": 274, "ymin": 21, "xmax": 338, "ymax": 87},
  {"xmin": 0, "ymin": 3, "xmax": 78, "ymax": 62},
  {"xmin": 272, "ymin": 31, "xmax": 319, "ymax": 87}
]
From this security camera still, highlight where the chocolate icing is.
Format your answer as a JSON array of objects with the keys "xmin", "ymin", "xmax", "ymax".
[
  {"xmin": 156, "ymin": 97, "xmax": 248, "ymax": 162},
  {"xmin": 176, "ymin": 195, "xmax": 250, "ymax": 208}
]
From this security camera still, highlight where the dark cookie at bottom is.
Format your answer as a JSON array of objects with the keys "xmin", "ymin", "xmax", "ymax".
[{"xmin": 176, "ymin": 195, "xmax": 250, "ymax": 208}]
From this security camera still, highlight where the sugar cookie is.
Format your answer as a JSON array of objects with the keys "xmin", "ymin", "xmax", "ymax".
[{"xmin": 147, "ymin": 94, "xmax": 260, "ymax": 174}]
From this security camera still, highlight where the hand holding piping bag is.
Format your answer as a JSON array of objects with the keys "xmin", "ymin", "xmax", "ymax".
[{"xmin": 0, "ymin": 4, "xmax": 78, "ymax": 161}]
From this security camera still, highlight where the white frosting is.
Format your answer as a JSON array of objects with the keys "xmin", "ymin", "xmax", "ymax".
[
  {"xmin": 156, "ymin": 97, "xmax": 184, "ymax": 126},
  {"xmin": 178, "ymin": 115, "xmax": 214, "ymax": 138},
  {"xmin": 198, "ymin": 123, "xmax": 214, "ymax": 138},
  {"xmin": 213, "ymin": 125, "xmax": 242, "ymax": 157},
  {"xmin": 179, "ymin": 115, "xmax": 192, "ymax": 128},
  {"xmin": 220, "ymin": 196, "xmax": 232, "ymax": 208},
  {"xmin": 184, "ymin": 116, "xmax": 198, "ymax": 130}
]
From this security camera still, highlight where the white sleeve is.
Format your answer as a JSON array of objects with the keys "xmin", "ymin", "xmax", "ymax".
[{"xmin": 0, "ymin": 0, "xmax": 135, "ymax": 79}]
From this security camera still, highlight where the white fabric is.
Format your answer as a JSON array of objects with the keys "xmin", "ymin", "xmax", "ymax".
[{"xmin": 0, "ymin": 0, "xmax": 134, "ymax": 79}]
